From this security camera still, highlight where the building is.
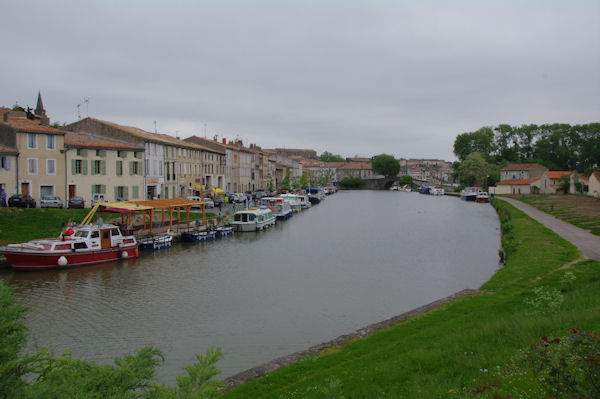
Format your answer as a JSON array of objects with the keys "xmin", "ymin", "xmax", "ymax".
[
  {"xmin": 272, "ymin": 148, "xmax": 318, "ymax": 160},
  {"xmin": 336, "ymin": 161, "xmax": 383, "ymax": 180},
  {"xmin": 533, "ymin": 171, "xmax": 573, "ymax": 194},
  {"xmin": 65, "ymin": 132, "xmax": 145, "ymax": 204},
  {"xmin": 492, "ymin": 163, "xmax": 549, "ymax": 195},
  {"xmin": 183, "ymin": 136, "xmax": 228, "ymax": 191},
  {"xmin": 7, "ymin": 112, "xmax": 66, "ymax": 201},
  {"xmin": 588, "ymin": 172, "xmax": 600, "ymax": 198}
]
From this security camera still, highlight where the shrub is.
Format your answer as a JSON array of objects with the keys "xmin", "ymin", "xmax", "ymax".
[{"xmin": 339, "ymin": 177, "xmax": 366, "ymax": 188}]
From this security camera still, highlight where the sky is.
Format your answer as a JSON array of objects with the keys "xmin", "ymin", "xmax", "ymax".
[{"xmin": 2, "ymin": 0, "xmax": 599, "ymax": 161}]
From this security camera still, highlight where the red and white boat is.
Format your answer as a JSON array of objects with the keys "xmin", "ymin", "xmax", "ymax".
[{"xmin": 0, "ymin": 223, "xmax": 139, "ymax": 271}]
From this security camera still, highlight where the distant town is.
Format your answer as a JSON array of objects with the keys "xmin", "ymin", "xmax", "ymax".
[{"xmin": 0, "ymin": 92, "xmax": 453, "ymax": 205}]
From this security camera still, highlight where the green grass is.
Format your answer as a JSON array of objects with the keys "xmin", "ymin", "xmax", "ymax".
[
  {"xmin": 0, "ymin": 208, "xmax": 213, "ymax": 244},
  {"xmin": 222, "ymin": 202, "xmax": 599, "ymax": 398}
]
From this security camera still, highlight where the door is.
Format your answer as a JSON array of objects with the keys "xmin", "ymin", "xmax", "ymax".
[
  {"xmin": 69, "ymin": 185, "xmax": 76, "ymax": 198},
  {"xmin": 21, "ymin": 182, "xmax": 29, "ymax": 195},
  {"xmin": 100, "ymin": 229, "xmax": 111, "ymax": 249}
]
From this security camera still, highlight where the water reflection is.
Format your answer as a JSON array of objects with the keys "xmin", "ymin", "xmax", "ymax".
[{"xmin": 0, "ymin": 191, "xmax": 500, "ymax": 383}]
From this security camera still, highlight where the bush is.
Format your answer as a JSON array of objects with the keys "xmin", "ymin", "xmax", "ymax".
[{"xmin": 339, "ymin": 177, "xmax": 366, "ymax": 188}]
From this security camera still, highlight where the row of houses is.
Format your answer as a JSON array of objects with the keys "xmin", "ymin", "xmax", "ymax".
[
  {"xmin": 0, "ymin": 95, "xmax": 318, "ymax": 205},
  {"xmin": 491, "ymin": 163, "xmax": 600, "ymax": 197}
]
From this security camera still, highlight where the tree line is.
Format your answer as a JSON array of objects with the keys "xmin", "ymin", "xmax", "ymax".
[{"xmin": 453, "ymin": 123, "xmax": 600, "ymax": 187}]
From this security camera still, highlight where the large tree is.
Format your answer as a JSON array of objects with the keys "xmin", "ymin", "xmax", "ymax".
[
  {"xmin": 453, "ymin": 127, "xmax": 496, "ymax": 161},
  {"xmin": 371, "ymin": 155, "xmax": 400, "ymax": 178},
  {"xmin": 319, "ymin": 151, "xmax": 344, "ymax": 162},
  {"xmin": 457, "ymin": 152, "xmax": 493, "ymax": 187}
]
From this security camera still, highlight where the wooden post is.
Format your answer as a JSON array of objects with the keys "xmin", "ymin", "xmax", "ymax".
[
  {"xmin": 149, "ymin": 209, "xmax": 154, "ymax": 233},
  {"xmin": 161, "ymin": 208, "xmax": 165, "ymax": 227},
  {"xmin": 169, "ymin": 208, "xmax": 173, "ymax": 231},
  {"xmin": 143, "ymin": 211, "xmax": 147, "ymax": 230}
]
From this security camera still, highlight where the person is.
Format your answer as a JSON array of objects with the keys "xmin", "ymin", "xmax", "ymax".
[{"xmin": 0, "ymin": 188, "xmax": 6, "ymax": 207}]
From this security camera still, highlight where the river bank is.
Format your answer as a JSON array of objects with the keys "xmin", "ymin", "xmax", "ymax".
[{"xmin": 221, "ymin": 200, "xmax": 600, "ymax": 398}]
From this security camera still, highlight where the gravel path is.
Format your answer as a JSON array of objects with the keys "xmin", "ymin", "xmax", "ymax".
[{"xmin": 498, "ymin": 197, "xmax": 600, "ymax": 261}]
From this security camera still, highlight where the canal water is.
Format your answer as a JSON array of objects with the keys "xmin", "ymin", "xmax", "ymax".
[{"xmin": 0, "ymin": 190, "xmax": 500, "ymax": 384}]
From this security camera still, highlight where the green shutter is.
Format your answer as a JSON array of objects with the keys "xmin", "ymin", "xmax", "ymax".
[
  {"xmin": 116, "ymin": 161, "xmax": 120, "ymax": 176},
  {"xmin": 83, "ymin": 160, "xmax": 88, "ymax": 175},
  {"xmin": 114, "ymin": 186, "xmax": 118, "ymax": 199},
  {"xmin": 71, "ymin": 159, "xmax": 76, "ymax": 175},
  {"xmin": 129, "ymin": 161, "xmax": 133, "ymax": 175},
  {"xmin": 82, "ymin": 149, "xmax": 88, "ymax": 157},
  {"xmin": 139, "ymin": 161, "xmax": 143, "ymax": 176},
  {"xmin": 100, "ymin": 150, "xmax": 106, "ymax": 158},
  {"xmin": 102, "ymin": 160, "xmax": 106, "ymax": 175},
  {"xmin": 124, "ymin": 187, "xmax": 129, "ymax": 199},
  {"xmin": 122, "ymin": 151, "xmax": 127, "ymax": 158},
  {"xmin": 101, "ymin": 185, "xmax": 106, "ymax": 194},
  {"xmin": 91, "ymin": 184, "xmax": 94, "ymax": 196},
  {"xmin": 132, "ymin": 186, "xmax": 139, "ymax": 199}
]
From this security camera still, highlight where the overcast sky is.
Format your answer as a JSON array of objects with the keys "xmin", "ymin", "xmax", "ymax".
[{"xmin": 2, "ymin": 1, "xmax": 599, "ymax": 160}]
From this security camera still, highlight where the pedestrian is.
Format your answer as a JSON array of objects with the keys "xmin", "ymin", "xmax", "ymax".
[{"xmin": 0, "ymin": 188, "xmax": 6, "ymax": 207}]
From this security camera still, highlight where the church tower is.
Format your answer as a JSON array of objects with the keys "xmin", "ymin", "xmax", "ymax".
[{"xmin": 34, "ymin": 91, "xmax": 49, "ymax": 125}]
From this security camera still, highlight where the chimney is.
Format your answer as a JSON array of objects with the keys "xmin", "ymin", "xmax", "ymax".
[{"xmin": 222, "ymin": 138, "xmax": 226, "ymax": 144}]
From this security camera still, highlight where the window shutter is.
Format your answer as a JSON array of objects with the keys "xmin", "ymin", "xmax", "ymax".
[
  {"xmin": 132, "ymin": 186, "xmax": 139, "ymax": 199},
  {"xmin": 101, "ymin": 150, "xmax": 106, "ymax": 158},
  {"xmin": 83, "ymin": 160, "xmax": 88, "ymax": 175},
  {"xmin": 5, "ymin": 157, "xmax": 9, "ymax": 170},
  {"xmin": 71, "ymin": 160, "xmax": 76, "ymax": 175},
  {"xmin": 122, "ymin": 151, "xmax": 127, "ymax": 158},
  {"xmin": 129, "ymin": 161, "xmax": 133, "ymax": 175},
  {"xmin": 91, "ymin": 184, "xmax": 95, "ymax": 196},
  {"xmin": 102, "ymin": 185, "xmax": 106, "ymax": 194},
  {"xmin": 102, "ymin": 160, "xmax": 106, "ymax": 175},
  {"xmin": 124, "ymin": 186, "xmax": 129, "ymax": 199},
  {"xmin": 82, "ymin": 149, "xmax": 88, "ymax": 157},
  {"xmin": 114, "ymin": 186, "xmax": 118, "ymax": 199},
  {"xmin": 139, "ymin": 161, "xmax": 143, "ymax": 175}
]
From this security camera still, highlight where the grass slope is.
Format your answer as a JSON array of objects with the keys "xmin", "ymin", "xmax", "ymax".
[{"xmin": 222, "ymin": 201, "xmax": 599, "ymax": 398}]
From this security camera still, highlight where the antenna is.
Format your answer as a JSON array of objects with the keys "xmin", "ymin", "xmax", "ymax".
[
  {"xmin": 83, "ymin": 97, "xmax": 90, "ymax": 116},
  {"xmin": 204, "ymin": 123, "xmax": 207, "ymax": 138},
  {"xmin": 154, "ymin": 121, "xmax": 157, "ymax": 133},
  {"xmin": 77, "ymin": 104, "xmax": 81, "ymax": 119}
]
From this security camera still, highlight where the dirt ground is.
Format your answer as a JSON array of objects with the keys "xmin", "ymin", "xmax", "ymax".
[{"xmin": 510, "ymin": 194, "xmax": 600, "ymax": 235}]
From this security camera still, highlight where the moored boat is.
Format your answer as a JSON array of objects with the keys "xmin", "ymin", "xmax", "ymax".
[
  {"xmin": 138, "ymin": 233, "xmax": 173, "ymax": 251},
  {"xmin": 230, "ymin": 207, "xmax": 276, "ymax": 232},
  {"xmin": 277, "ymin": 194, "xmax": 302, "ymax": 212},
  {"xmin": 460, "ymin": 187, "xmax": 479, "ymax": 201},
  {"xmin": 261, "ymin": 197, "xmax": 293, "ymax": 220},
  {"xmin": 0, "ymin": 223, "xmax": 139, "ymax": 271},
  {"xmin": 215, "ymin": 226, "xmax": 234, "ymax": 237},
  {"xmin": 476, "ymin": 191, "xmax": 490, "ymax": 203},
  {"xmin": 181, "ymin": 230, "xmax": 216, "ymax": 242}
]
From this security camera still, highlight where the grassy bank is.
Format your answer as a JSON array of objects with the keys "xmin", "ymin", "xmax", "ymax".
[
  {"xmin": 510, "ymin": 193, "xmax": 600, "ymax": 236},
  {"xmin": 0, "ymin": 208, "xmax": 213, "ymax": 245},
  {"xmin": 222, "ymin": 200, "xmax": 599, "ymax": 398}
]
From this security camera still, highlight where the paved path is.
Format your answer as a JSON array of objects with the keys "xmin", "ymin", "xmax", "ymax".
[{"xmin": 498, "ymin": 197, "xmax": 600, "ymax": 261}]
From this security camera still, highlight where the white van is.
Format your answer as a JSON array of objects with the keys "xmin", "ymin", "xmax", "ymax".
[{"xmin": 91, "ymin": 193, "xmax": 106, "ymax": 207}]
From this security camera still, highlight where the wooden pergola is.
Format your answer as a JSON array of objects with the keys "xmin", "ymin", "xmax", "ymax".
[{"xmin": 98, "ymin": 198, "xmax": 205, "ymax": 233}]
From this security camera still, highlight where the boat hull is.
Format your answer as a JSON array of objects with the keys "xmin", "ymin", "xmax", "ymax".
[
  {"xmin": 3, "ymin": 244, "xmax": 139, "ymax": 271},
  {"xmin": 230, "ymin": 217, "xmax": 276, "ymax": 232}
]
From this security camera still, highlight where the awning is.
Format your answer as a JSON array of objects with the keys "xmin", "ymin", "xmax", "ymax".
[
  {"xmin": 99, "ymin": 202, "xmax": 153, "ymax": 211},
  {"xmin": 99, "ymin": 207, "xmax": 139, "ymax": 214}
]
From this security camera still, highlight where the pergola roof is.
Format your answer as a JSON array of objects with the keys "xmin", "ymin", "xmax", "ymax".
[{"xmin": 99, "ymin": 198, "xmax": 200, "ymax": 211}]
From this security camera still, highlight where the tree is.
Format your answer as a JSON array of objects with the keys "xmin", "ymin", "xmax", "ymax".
[
  {"xmin": 371, "ymin": 155, "xmax": 400, "ymax": 178},
  {"xmin": 398, "ymin": 175, "xmax": 413, "ymax": 185},
  {"xmin": 458, "ymin": 152, "xmax": 493, "ymax": 187},
  {"xmin": 453, "ymin": 127, "xmax": 496, "ymax": 161},
  {"xmin": 279, "ymin": 167, "xmax": 291, "ymax": 191},
  {"xmin": 319, "ymin": 152, "xmax": 345, "ymax": 162}
]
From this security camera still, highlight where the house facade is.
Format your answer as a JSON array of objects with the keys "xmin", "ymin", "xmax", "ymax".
[
  {"xmin": 492, "ymin": 163, "xmax": 549, "ymax": 195},
  {"xmin": 588, "ymin": 172, "xmax": 600, "ymax": 198},
  {"xmin": 65, "ymin": 132, "xmax": 145, "ymax": 204},
  {"xmin": 533, "ymin": 171, "xmax": 573, "ymax": 194}
]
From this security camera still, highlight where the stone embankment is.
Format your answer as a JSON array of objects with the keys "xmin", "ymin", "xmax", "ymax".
[{"xmin": 222, "ymin": 288, "xmax": 479, "ymax": 391}]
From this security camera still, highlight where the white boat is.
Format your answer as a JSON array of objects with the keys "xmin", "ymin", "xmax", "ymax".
[
  {"xmin": 460, "ymin": 187, "xmax": 479, "ymax": 201},
  {"xmin": 277, "ymin": 194, "xmax": 302, "ymax": 212},
  {"xmin": 430, "ymin": 187, "xmax": 445, "ymax": 196},
  {"xmin": 261, "ymin": 197, "xmax": 293, "ymax": 220},
  {"xmin": 138, "ymin": 233, "xmax": 172, "ymax": 250},
  {"xmin": 298, "ymin": 195, "xmax": 311, "ymax": 209},
  {"xmin": 476, "ymin": 191, "xmax": 490, "ymax": 203},
  {"xmin": 230, "ymin": 207, "xmax": 276, "ymax": 232}
]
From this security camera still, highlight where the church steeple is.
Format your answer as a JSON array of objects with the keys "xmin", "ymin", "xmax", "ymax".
[{"xmin": 34, "ymin": 91, "xmax": 46, "ymax": 117}]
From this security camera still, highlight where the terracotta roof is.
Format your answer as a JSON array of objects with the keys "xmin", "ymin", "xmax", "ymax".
[
  {"xmin": 323, "ymin": 161, "xmax": 346, "ymax": 168},
  {"xmin": 8, "ymin": 118, "xmax": 65, "ymax": 134},
  {"xmin": 546, "ymin": 171, "xmax": 573, "ymax": 179},
  {"xmin": 181, "ymin": 136, "xmax": 227, "ymax": 155},
  {"xmin": 497, "ymin": 178, "xmax": 534, "ymax": 185},
  {"xmin": 337, "ymin": 162, "xmax": 372, "ymax": 170},
  {"xmin": 65, "ymin": 132, "xmax": 143, "ymax": 150},
  {"xmin": 501, "ymin": 163, "xmax": 544, "ymax": 171},
  {"xmin": 593, "ymin": 171, "xmax": 600, "ymax": 181},
  {"xmin": 0, "ymin": 145, "xmax": 18, "ymax": 154}
]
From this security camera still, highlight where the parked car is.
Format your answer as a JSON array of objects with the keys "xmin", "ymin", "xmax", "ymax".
[
  {"xmin": 203, "ymin": 198, "xmax": 214, "ymax": 208},
  {"xmin": 91, "ymin": 193, "xmax": 107, "ymax": 207},
  {"xmin": 231, "ymin": 193, "xmax": 247, "ymax": 203},
  {"xmin": 68, "ymin": 196, "xmax": 85, "ymax": 208},
  {"xmin": 213, "ymin": 196, "xmax": 224, "ymax": 206},
  {"xmin": 186, "ymin": 196, "xmax": 203, "ymax": 208},
  {"xmin": 40, "ymin": 195, "xmax": 64, "ymax": 208},
  {"xmin": 8, "ymin": 194, "xmax": 36, "ymax": 208}
]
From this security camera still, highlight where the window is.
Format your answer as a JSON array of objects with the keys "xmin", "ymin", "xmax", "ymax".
[
  {"xmin": 46, "ymin": 159, "xmax": 56, "ymax": 175},
  {"xmin": 27, "ymin": 158, "xmax": 38, "ymax": 175},
  {"xmin": 0, "ymin": 156, "xmax": 10, "ymax": 170},
  {"xmin": 131, "ymin": 161, "xmax": 139, "ymax": 175},
  {"xmin": 93, "ymin": 160, "xmax": 101, "ymax": 175},
  {"xmin": 27, "ymin": 134, "xmax": 37, "ymax": 149},
  {"xmin": 46, "ymin": 135, "xmax": 55, "ymax": 150},
  {"xmin": 116, "ymin": 160, "xmax": 123, "ymax": 176}
]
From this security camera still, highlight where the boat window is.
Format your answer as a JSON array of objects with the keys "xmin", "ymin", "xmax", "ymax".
[
  {"xmin": 102, "ymin": 231, "xmax": 110, "ymax": 240},
  {"xmin": 91, "ymin": 231, "xmax": 99, "ymax": 239},
  {"xmin": 111, "ymin": 229, "xmax": 120, "ymax": 237},
  {"xmin": 234, "ymin": 214, "xmax": 241, "ymax": 222},
  {"xmin": 74, "ymin": 242, "xmax": 88, "ymax": 250},
  {"xmin": 73, "ymin": 230, "xmax": 89, "ymax": 238},
  {"xmin": 248, "ymin": 214, "xmax": 255, "ymax": 221}
]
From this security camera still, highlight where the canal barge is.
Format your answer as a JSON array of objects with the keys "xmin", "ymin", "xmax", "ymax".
[
  {"xmin": 230, "ymin": 207, "xmax": 276, "ymax": 232},
  {"xmin": 0, "ymin": 223, "xmax": 139, "ymax": 271},
  {"xmin": 261, "ymin": 197, "xmax": 293, "ymax": 220},
  {"xmin": 138, "ymin": 233, "xmax": 173, "ymax": 250}
]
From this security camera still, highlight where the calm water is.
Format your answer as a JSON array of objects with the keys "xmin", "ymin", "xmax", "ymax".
[{"xmin": 0, "ymin": 190, "xmax": 500, "ymax": 383}]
